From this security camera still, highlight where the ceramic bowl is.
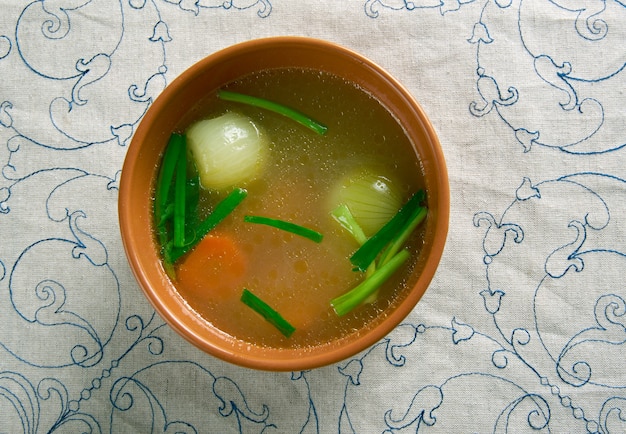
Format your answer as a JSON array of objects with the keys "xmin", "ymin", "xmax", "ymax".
[{"xmin": 119, "ymin": 37, "xmax": 449, "ymax": 371}]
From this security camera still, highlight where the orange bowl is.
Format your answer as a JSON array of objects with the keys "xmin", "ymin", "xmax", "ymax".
[{"xmin": 119, "ymin": 37, "xmax": 449, "ymax": 371}]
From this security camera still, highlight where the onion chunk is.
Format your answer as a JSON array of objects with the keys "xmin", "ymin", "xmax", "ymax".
[
  {"xmin": 186, "ymin": 112, "xmax": 267, "ymax": 191},
  {"xmin": 330, "ymin": 168, "xmax": 403, "ymax": 237}
]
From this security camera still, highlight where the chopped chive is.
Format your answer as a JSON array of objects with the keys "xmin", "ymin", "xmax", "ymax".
[
  {"xmin": 154, "ymin": 133, "xmax": 184, "ymax": 225},
  {"xmin": 218, "ymin": 89, "xmax": 328, "ymax": 136},
  {"xmin": 167, "ymin": 188, "xmax": 248, "ymax": 263},
  {"xmin": 350, "ymin": 190, "xmax": 425, "ymax": 272},
  {"xmin": 244, "ymin": 215, "xmax": 324, "ymax": 243},
  {"xmin": 241, "ymin": 288, "xmax": 296, "ymax": 338},
  {"xmin": 331, "ymin": 249, "xmax": 410, "ymax": 317},
  {"xmin": 173, "ymin": 139, "xmax": 187, "ymax": 248},
  {"xmin": 379, "ymin": 206, "xmax": 427, "ymax": 267}
]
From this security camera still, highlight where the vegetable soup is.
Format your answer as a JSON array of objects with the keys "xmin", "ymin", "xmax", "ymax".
[{"xmin": 154, "ymin": 67, "xmax": 428, "ymax": 349}]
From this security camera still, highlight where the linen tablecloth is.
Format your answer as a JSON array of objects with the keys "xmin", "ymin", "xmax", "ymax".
[{"xmin": 2, "ymin": 1, "xmax": 625, "ymax": 432}]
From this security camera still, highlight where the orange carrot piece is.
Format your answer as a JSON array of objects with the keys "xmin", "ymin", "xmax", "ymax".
[{"xmin": 175, "ymin": 234, "xmax": 246, "ymax": 301}]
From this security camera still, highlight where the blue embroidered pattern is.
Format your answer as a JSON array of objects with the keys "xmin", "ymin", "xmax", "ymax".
[{"xmin": 1, "ymin": 0, "xmax": 625, "ymax": 432}]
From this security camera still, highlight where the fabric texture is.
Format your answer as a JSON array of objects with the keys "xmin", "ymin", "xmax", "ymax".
[{"xmin": 1, "ymin": 1, "xmax": 625, "ymax": 432}]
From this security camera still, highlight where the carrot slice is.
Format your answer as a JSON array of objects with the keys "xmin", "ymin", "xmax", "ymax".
[{"xmin": 175, "ymin": 234, "xmax": 246, "ymax": 301}]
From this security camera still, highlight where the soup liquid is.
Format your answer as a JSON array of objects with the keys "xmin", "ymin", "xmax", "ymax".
[{"xmin": 170, "ymin": 68, "xmax": 426, "ymax": 349}]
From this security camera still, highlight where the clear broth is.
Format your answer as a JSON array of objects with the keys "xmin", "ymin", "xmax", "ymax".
[{"xmin": 166, "ymin": 68, "xmax": 426, "ymax": 349}]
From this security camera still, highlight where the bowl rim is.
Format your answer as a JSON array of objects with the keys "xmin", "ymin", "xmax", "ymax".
[{"xmin": 119, "ymin": 36, "xmax": 450, "ymax": 371}]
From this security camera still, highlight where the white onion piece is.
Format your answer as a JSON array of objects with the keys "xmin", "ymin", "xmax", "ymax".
[
  {"xmin": 186, "ymin": 112, "xmax": 267, "ymax": 191},
  {"xmin": 332, "ymin": 169, "xmax": 403, "ymax": 237}
]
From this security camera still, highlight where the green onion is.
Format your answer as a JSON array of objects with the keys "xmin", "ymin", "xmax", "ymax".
[
  {"xmin": 184, "ymin": 172, "xmax": 200, "ymax": 240},
  {"xmin": 350, "ymin": 190, "xmax": 425, "ymax": 272},
  {"xmin": 378, "ymin": 206, "xmax": 427, "ymax": 267},
  {"xmin": 218, "ymin": 89, "xmax": 328, "ymax": 136},
  {"xmin": 157, "ymin": 203, "xmax": 174, "ymax": 227},
  {"xmin": 331, "ymin": 249, "xmax": 410, "ymax": 316},
  {"xmin": 154, "ymin": 133, "xmax": 184, "ymax": 225},
  {"xmin": 244, "ymin": 215, "xmax": 324, "ymax": 243},
  {"xmin": 196, "ymin": 188, "xmax": 248, "ymax": 239},
  {"xmin": 241, "ymin": 288, "xmax": 296, "ymax": 338},
  {"xmin": 331, "ymin": 203, "xmax": 376, "ymax": 280},
  {"xmin": 157, "ymin": 223, "xmax": 171, "ymax": 262},
  {"xmin": 331, "ymin": 204, "xmax": 368, "ymax": 245},
  {"xmin": 173, "ymin": 140, "xmax": 187, "ymax": 247},
  {"xmin": 167, "ymin": 187, "xmax": 248, "ymax": 263}
]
